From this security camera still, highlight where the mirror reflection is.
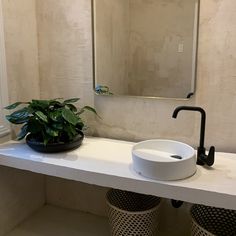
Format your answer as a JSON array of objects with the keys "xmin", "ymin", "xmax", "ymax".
[{"xmin": 93, "ymin": 0, "xmax": 199, "ymax": 99}]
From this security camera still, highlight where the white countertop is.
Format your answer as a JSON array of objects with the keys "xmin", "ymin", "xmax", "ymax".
[{"xmin": 0, "ymin": 137, "xmax": 236, "ymax": 210}]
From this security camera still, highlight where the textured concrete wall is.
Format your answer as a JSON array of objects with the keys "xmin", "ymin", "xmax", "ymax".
[
  {"xmin": 1, "ymin": 0, "xmax": 236, "ymax": 235},
  {"xmin": 3, "ymin": 0, "xmax": 236, "ymax": 175},
  {"xmin": 46, "ymin": 177, "xmax": 108, "ymax": 217},
  {"xmin": 36, "ymin": 0, "xmax": 94, "ymax": 108},
  {"xmin": 195, "ymin": 0, "xmax": 236, "ymax": 152},
  {"xmin": 94, "ymin": 0, "xmax": 236, "ymax": 153},
  {"xmin": 2, "ymin": 0, "xmax": 40, "ymax": 103},
  {"xmin": 0, "ymin": 167, "xmax": 45, "ymax": 236},
  {"xmin": 35, "ymin": 1, "xmax": 236, "ymax": 235},
  {"xmin": 0, "ymin": 1, "xmax": 44, "ymax": 235},
  {"xmin": 2, "ymin": 0, "xmax": 41, "ymax": 138}
]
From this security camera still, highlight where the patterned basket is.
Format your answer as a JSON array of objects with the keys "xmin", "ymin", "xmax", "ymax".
[
  {"xmin": 106, "ymin": 189, "xmax": 161, "ymax": 236},
  {"xmin": 191, "ymin": 204, "xmax": 236, "ymax": 236}
]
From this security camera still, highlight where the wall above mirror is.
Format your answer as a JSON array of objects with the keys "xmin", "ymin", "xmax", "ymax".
[{"xmin": 92, "ymin": 0, "xmax": 199, "ymax": 99}]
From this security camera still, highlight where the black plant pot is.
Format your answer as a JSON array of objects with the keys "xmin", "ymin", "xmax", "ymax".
[{"xmin": 26, "ymin": 131, "xmax": 84, "ymax": 153}]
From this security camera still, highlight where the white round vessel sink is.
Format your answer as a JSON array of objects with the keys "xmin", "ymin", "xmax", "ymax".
[{"xmin": 132, "ymin": 139, "xmax": 196, "ymax": 181}]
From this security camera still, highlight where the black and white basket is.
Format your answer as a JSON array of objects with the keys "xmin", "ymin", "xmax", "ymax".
[
  {"xmin": 191, "ymin": 204, "xmax": 236, "ymax": 236},
  {"xmin": 106, "ymin": 189, "xmax": 161, "ymax": 236}
]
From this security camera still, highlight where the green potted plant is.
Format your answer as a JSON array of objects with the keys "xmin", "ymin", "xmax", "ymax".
[{"xmin": 4, "ymin": 98, "xmax": 98, "ymax": 153}]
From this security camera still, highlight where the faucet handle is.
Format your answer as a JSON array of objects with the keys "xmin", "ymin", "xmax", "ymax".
[
  {"xmin": 206, "ymin": 146, "xmax": 215, "ymax": 166},
  {"xmin": 198, "ymin": 146, "xmax": 215, "ymax": 166}
]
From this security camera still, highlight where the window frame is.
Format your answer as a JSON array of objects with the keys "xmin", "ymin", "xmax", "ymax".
[{"xmin": 0, "ymin": 0, "xmax": 10, "ymax": 138}]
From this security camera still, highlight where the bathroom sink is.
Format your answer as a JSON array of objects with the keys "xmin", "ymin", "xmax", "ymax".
[{"xmin": 132, "ymin": 139, "xmax": 196, "ymax": 181}]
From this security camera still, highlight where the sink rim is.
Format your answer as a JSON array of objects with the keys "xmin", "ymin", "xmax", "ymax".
[
  {"xmin": 132, "ymin": 139, "xmax": 197, "ymax": 181},
  {"xmin": 132, "ymin": 139, "xmax": 196, "ymax": 163}
]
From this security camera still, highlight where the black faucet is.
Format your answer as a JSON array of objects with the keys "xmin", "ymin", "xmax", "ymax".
[{"xmin": 172, "ymin": 106, "xmax": 215, "ymax": 166}]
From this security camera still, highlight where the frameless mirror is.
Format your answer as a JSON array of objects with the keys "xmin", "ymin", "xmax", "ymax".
[{"xmin": 92, "ymin": 0, "xmax": 199, "ymax": 99}]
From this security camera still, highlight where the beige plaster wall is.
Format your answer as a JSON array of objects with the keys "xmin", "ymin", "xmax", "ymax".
[
  {"xmin": 195, "ymin": 0, "xmax": 236, "ymax": 153},
  {"xmin": 46, "ymin": 177, "xmax": 108, "ymax": 217},
  {"xmin": 0, "ymin": 1, "xmax": 45, "ymax": 235},
  {"xmin": 45, "ymin": 176, "xmax": 192, "ymax": 235},
  {"xmin": 2, "ymin": 0, "xmax": 234, "ymax": 175},
  {"xmin": 2, "ymin": 0, "xmax": 40, "ymax": 103},
  {"xmin": 0, "ymin": 0, "xmax": 235, "ymax": 235},
  {"xmin": 36, "ymin": 0, "xmax": 94, "ymax": 108},
  {"xmin": 94, "ymin": 0, "xmax": 236, "ymax": 153},
  {"xmin": 0, "ymin": 167, "xmax": 45, "ymax": 236},
  {"xmin": 35, "ymin": 1, "xmax": 236, "ymax": 235}
]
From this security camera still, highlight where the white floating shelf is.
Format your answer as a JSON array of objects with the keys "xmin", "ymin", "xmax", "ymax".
[{"xmin": 0, "ymin": 137, "xmax": 236, "ymax": 210}]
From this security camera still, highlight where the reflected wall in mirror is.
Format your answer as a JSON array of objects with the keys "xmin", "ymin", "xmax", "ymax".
[{"xmin": 93, "ymin": 0, "xmax": 199, "ymax": 99}]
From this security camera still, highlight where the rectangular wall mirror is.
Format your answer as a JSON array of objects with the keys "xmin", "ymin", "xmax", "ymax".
[{"xmin": 92, "ymin": 0, "xmax": 199, "ymax": 99}]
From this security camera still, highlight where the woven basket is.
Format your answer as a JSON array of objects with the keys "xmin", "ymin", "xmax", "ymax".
[
  {"xmin": 191, "ymin": 204, "xmax": 236, "ymax": 236},
  {"xmin": 106, "ymin": 189, "xmax": 161, "ymax": 236}
]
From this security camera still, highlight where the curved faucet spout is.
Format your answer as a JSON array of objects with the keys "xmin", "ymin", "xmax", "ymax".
[
  {"xmin": 172, "ymin": 106, "xmax": 206, "ymax": 149},
  {"xmin": 172, "ymin": 106, "xmax": 214, "ymax": 167}
]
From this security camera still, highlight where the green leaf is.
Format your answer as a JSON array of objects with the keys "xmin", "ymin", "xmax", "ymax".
[
  {"xmin": 31, "ymin": 100, "xmax": 50, "ymax": 110},
  {"xmin": 49, "ymin": 100, "xmax": 64, "ymax": 108},
  {"xmin": 83, "ymin": 106, "xmax": 97, "ymax": 114},
  {"xmin": 62, "ymin": 109, "xmax": 79, "ymax": 126},
  {"xmin": 64, "ymin": 98, "xmax": 80, "ymax": 104},
  {"xmin": 46, "ymin": 127, "xmax": 59, "ymax": 137},
  {"xmin": 79, "ymin": 106, "xmax": 101, "ymax": 118},
  {"xmin": 17, "ymin": 124, "xmax": 28, "ymax": 140},
  {"xmin": 49, "ymin": 110, "xmax": 62, "ymax": 122},
  {"xmin": 66, "ymin": 104, "xmax": 77, "ymax": 112},
  {"xmin": 35, "ymin": 111, "xmax": 48, "ymax": 123},
  {"xmin": 49, "ymin": 100, "xmax": 61, "ymax": 106},
  {"xmin": 6, "ymin": 107, "xmax": 30, "ymax": 124},
  {"xmin": 4, "ymin": 98, "xmax": 95, "ymax": 143},
  {"xmin": 42, "ymin": 132, "xmax": 52, "ymax": 145},
  {"xmin": 52, "ymin": 123, "xmax": 63, "ymax": 130},
  {"xmin": 76, "ymin": 121, "xmax": 84, "ymax": 131},
  {"xmin": 8, "ymin": 107, "xmax": 30, "ymax": 118},
  {"xmin": 27, "ymin": 118, "xmax": 43, "ymax": 134},
  {"xmin": 4, "ymin": 102, "xmax": 27, "ymax": 110},
  {"xmin": 6, "ymin": 116, "xmax": 28, "ymax": 124},
  {"xmin": 51, "ymin": 98, "xmax": 63, "ymax": 101},
  {"xmin": 64, "ymin": 124, "xmax": 78, "ymax": 140}
]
